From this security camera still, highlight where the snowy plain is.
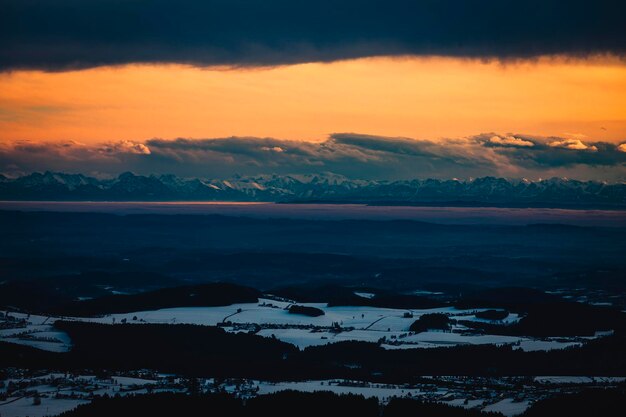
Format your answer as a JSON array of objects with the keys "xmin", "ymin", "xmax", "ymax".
[{"xmin": 0, "ymin": 300, "xmax": 599, "ymax": 352}]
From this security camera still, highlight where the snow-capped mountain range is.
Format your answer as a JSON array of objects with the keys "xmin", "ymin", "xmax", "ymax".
[{"xmin": 0, "ymin": 171, "xmax": 625, "ymax": 208}]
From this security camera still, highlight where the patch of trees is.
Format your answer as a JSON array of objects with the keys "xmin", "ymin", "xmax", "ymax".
[
  {"xmin": 58, "ymin": 392, "xmax": 243, "ymax": 417},
  {"xmin": 53, "ymin": 283, "xmax": 260, "ymax": 316},
  {"xmin": 246, "ymin": 391, "xmax": 379, "ymax": 417},
  {"xmin": 2, "ymin": 323, "xmax": 626, "ymax": 381},
  {"xmin": 57, "ymin": 391, "xmax": 497, "ymax": 417},
  {"xmin": 299, "ymin": 333, "xmax": 626, "ymax": 379},
  {"xmin": 385, "ymin": 397, "xmax": 500, "ymax": 417},
  {"xmin": 460, "ymin": 302, "xmax": 625, "ymax": 337},
  {"xmin": 510, "ymin": 303, "xmax": 625, "ymax": 336},
  {"xmin": 454, "ymin": 287, "xmax": 626, "ymax": 337},
  {"xmin": 409, "ymin": 313, "xmax": 451, "ymax": 333},
  {"xmin": 49, "ymin": 321, "xmax": 297, "ymax": 378},
  {"xmin": 521, "ymin": 387, "xmax": 626, "ymax": 417},
  {"xmin": 57, "ymin": 389, "xmax": 626, "ymax": 417},
  {"xmin": 288, "ymin": 305, "xmax": 325, "ymax": 317},
  {"xmin": 475, "ymin": 310, "xmax": 509, "ymax": 320}
]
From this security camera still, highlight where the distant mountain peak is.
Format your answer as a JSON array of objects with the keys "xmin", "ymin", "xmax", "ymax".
[{"xmin": 0, "ymin": 172, "xmax": 624, "ymax": 209}]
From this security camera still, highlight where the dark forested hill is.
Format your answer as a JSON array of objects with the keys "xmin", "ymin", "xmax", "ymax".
[{"xmin": 53, "ymin": 283, "xmax": 260, "ymax": 316}]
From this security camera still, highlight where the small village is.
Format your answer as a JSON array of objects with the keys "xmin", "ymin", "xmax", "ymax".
[{"xmin": 2, "ymin": 367, "xmax": 625, "ymax": 417}]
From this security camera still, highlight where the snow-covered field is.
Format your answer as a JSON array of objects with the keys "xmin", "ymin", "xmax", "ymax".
[
  {"xmin": 253, "ymin": 379, "xmax": 495, "ymax": 413},
  {"xmin": 70, "ymin": 299, "xmax": 592, "ymax": 351},
  {"xmin": 0, "ymin": 300, "xmax": 599, "ymax": 352},
  {"xmin": 87, "ymin": 299, "xmax": 451, "ymax": 330},
  {"xmin": 482, "ymin": 398, "xmax": 530, "ymax": 417},
  {"xmin": 0, "ymin": 396, "xmax": 88, "ymax": 417},
  {"xmin": 0, "ymin": 313, "xmax": 72, "ymax": 352},
  {"xmin": 2, "ymin": 372, "xmax": 625, "ymax": 417},
  {"xmin": 0, "ymin": 375, "xmax": 528, "ymax": 417},
  {"xmin": 0, "ymin": 372, "xmax": 165, "ymax": 417},
  {"xmin": 256, "ymin": 380, "xmax": 434, "ymax": 401}
]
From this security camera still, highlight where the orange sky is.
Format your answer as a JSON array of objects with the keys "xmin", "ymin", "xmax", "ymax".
[{"xmin": 1, "ymin": 56, "xmax": 625, "ymax": 144}]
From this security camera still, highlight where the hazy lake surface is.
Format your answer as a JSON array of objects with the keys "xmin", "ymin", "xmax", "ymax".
[{"xmin": 1, "ymin": 201, "xmax": 625, "ymax": 227}]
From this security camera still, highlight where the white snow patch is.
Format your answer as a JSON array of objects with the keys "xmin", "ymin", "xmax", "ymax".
[
  {"xmin": 482, "ymin": 398, "xmax": 530, "ymax": 416},
  {"xmin": 0, "ymin": 397, "xmax": 88, "ymax": 417},
  {"xmin": 354, "ymin": 292, "xmax": 375, "ymax": 299}
]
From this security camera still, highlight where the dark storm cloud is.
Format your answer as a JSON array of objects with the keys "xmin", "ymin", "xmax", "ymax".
[
  {"xmin": 1, "ymin": 0, "xmax": 625, "ymax": 71},
  {"xmin": 2, "ymin": 134, "xmax": 625, "ymax": 180}
]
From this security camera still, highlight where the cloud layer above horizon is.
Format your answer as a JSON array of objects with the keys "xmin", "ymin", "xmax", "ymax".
[
  {"xmin": 2, "ymin": 134, "xmax": 625, "ymax": 181},
  {"xmin": 1, "ymin": 0, "xmax": 625, "ymax": 71}
]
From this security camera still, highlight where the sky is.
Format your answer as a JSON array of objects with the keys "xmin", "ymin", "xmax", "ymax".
[{"xmin": 1, "ymin": 0, "xmax": 625, "ymax": 180}]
